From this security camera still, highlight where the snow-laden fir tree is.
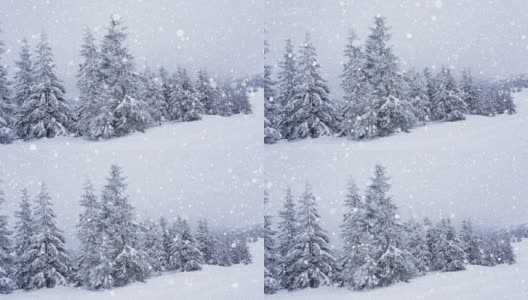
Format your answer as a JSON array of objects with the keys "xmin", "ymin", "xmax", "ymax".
[
  {"xmin": 403, "ymin": 220, "xmax": 430, "ymax": 274},
  {"xmin": 493, "ymin": 87, "xmax": 516, "ymax": 115},
  {"xmin": 0, "ymin": 181, "xmax": 15, "ymax": 294},
  {"xmin": 423, "ymin": 67, "xmax": 436, "ymax": 108},
  {"xmin": 159, "ymin": 217, "xmax": 174, "ymax": 270},
  {"xmin": 277, "ymin": 187, "xmax": 297, "ymax": 259},
  {"xmin": 196, "ymin": 69, "xmax": 219, "ymax": 115},
  {"xmin": 76, "ymin": 179, "xmax": 104, "ymax": 289},
  {"xmin": 215, "ymin": 236, "xmax": 233, "ymax": 267},
  {"xmin": 76, "ymin": 27, "xmax": 103, "ymax": 137},
  {"xmin": 353, "ymin": 165, "xmax": 417, "ymax": 289},
  {"xmin": 277, "ymin": 39, "xmax": 297, "ymax": 112},
  {"xmin": 232, "ymin": 84, "xmax": 252, "ymax": 115},
  {"xmin": 339, "ymin": 29, "xmax": 367, "ymax": 137},
  {"xmin": 17, "ymin": 33, "xmax": 73, "ymax": 140},
  {"xmin": 460, "ymin": 218, "xmax": 483, "ymax": 265},
  {"xmin": 100, "ymin": 165, "xmax": 151, "ymax": 287},
  {"xmin": 140, "ymin": 67, "xmax": 167, "ymax": 125},
  {"xmin": 284, "ymin": 183, "xmax": 336, "ymax": 290},
  {"xmin": 139, "ymin": 219, "xmax": 166, "ymax": 274},
  {"xmin": 264, "ymin": 39, "xmax": 281, "ymax": 144},
  {"xmin": 13, "ymin": 189, "xmax": 33, "ymax": 288},
  {"xmin": 168, "ymin": 67, "xmax": 203, "ymax": 121},
  {"xmin": 264, "ymin": 189, "xmax": 280, "ymax": 294},
  {"xmin": 490, "ymin": 233, "xmax": 516, "ymax": 265},
  {"xmin": 281, "ymin": 33, "xmax": 337, "ymax": 140},
  {"xmin": 405, "ymin": 70, "xmax": 431, "ymax": 125},
  {"xmin": 430, "ymin": 218, "xmax": 466, "ymax": 272},
  {"xmin": 431, "ymin": 67, "xmax": 467, "ymax": 121},
  {"xmin": 16, "ymin": 183, "xmax": 71, "ymax": 289},
  {"xmin": 0, "ymin": 31, "xmax": 15, "ymax": 144},
  {"xmin": 177, "ymin": 219, "xmax": 203, "ymax": 272},
  {"xmin": 339, "ymin": 179, "xmax": 367, "ymax": 287},
  {"xmin": 13, "ymin": 38, "xmax": 33, "ymax": 110},
  {"xmin": 100, "ymin": 15, "xmax": 152, "ymax": 136},
  {"xmin": 196, "ymin": 217, "xmax": 216, "ymax": 265},
  {"xmin": 459, "ymin": 68, "xmax": 479, "ymax": 115},
  {"xmin": 361, "ymin": 16, "xmax": 415, "ymax": 137},
  {"xmin": 230, "ymin": 237, "xmax": 252, "ymax": 265}
]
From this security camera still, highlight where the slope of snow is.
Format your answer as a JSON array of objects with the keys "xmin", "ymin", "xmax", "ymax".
[
  {"xmin": 5, "ymin": 240, "xmax": 264, "ymax": 300},
  {"xmin": 269, "ymin": 239, "xmax": 528, "ymax": 299},
  {"xmin": 265, "ymin": 90, "xmax": 528, "ymax": 235},
  {"xmin": 0, "ymin": 90, "xmax": 264, "ymax": 240}
]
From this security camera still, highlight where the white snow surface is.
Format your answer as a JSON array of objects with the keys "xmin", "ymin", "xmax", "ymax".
[
  {"xmin": 0, "ymin": 90, "xmax": 263, "ymax": 242},
  {"xmin": 5, "ymin": 240, "xmax": 264, "ymax": 300},
  {"xmin": 265, "ymin": 90, "xmax": 528, "ymax": 239},
  {"xmin": 268, "ymin": 239, "xmax": 528, "ymax": 300}
]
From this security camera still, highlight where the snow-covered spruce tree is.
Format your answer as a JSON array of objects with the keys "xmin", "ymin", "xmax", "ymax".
[
  {"xmin": 217, "ymin": 83, "xmax": 236, "ymax": 117},
  {"xmin": 353, "ymin": 165, "xmax": 417, "ymax": 289},
  {"xmin": 264, "ymin": 189, "xmax": 280, "ymax": 294},
  {"xmin": 139, "ymin": 219, "xmax": 166, "ymax": 274},
  {"xmin": 232, "ymin": 84, "xmax": 252, "ymax": 115},
  {"xmin": 339, "ymin": 178, "xmax": 367, "ymax": 287},
  {"xmin": 460, "ymin": 68, "xmax": 479, "ymax": 115},
  {"xmin": 196, "ymin": 69, "xmax": 219, "ymax": 115},
  {"xmin": 339, "ymin": 29, "xmax": 368, "ymax": 137},
  {"xmin": 281, "ymin": 33, "xmax": 337, "ymax": 140},
  {"xmin": 277, "ymin": 187, "xmax": 297, "ymax": 259},
  {"xmin": 159, "ymin": 217, "xmax": 175, "ymax": 270},
  {"xmin": 490, "ymin": 233, "xmax": 516, "ymax": 265},
  {"xmin": 13, "ymin": 38, "xmax": 33, "ymax": 110},
  {"xmin": 76, "ymin": 27, "xmax": 103, "ymax": 137},
  {"xmin": 16, "ymin": 183, "xmax": 71, "ymax": 290},
  {"xmin": 460, "ymin": 218, "xmax": 483, "ymax": 265},
  {"xmin": 167, "ymin": 67, "xmax": 203, "ymax": 122},
  {"xmin": 431, "ymin": 67, "xmax": 467, "ymax": 121},
  {"xmin": 284, "ymin": 183, "xmax": 336, "ymax": 290},
  {"xmin": 140, "ymin": 67, "xmax": 167, "ymax": 125},
  {"xmin": 360, "ymin": 16, "xmax": 415, "ymax": 137},
  {"xmin": 0, "ymin": 31, "xmax": 15, "ymax": 144},
  {"xmin": 13, "ymin": 189, "xmax": 33, "ymax": 287},
  {"xmin": 17, "ymin": 33, "xmax": 73, "ymax": 140},
  {"xmin": 196, "ymin": 217, "xmax": 216, "ymax": 265},
  {"xmin": 430, "ymin": 218, "xmax": 466, "ymax": 272},
  {"xmin": 76, "ymin": 179, "xmax": 106, "ymax": 289},
  {"xmin": 100, "ymin": 165, "xmax": 151, "ymax": 287},
  {"xmin": 264, "ymin": 39, "xmax": 281, "ymax": 144},
  {"xmin": 178, "ymin": 219, "xmax": 203, "ymax": 272},
  {"xmin": 405, "ymin": 70, "xmax": 431, "ymax": 125},
  {"xmin": 100, "ymin": 15, "xmax": 152, "ymax": 137},
  {"xmin": 494, "ymin": 87, "xmax": 516, "ymax": 115},
  {"xmin": 423, "ymin": 67, "xmax": 436, "ymax": 112},
  {"xmin": 403, "ymin": 220, "xmax": 431, "ymax": 274},
  {"xmin": 231, "ymin": 237, "xmax": 252, "ymax": 265},
  {"xmin": 0, "ymin": 181, "xmax": 15, "ymax": 294},
  {"xmin": 215, "ymin": 236, "xmax": 233, "ymax": 267}
]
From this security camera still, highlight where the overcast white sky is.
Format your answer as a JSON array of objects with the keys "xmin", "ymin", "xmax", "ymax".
[
  {"xmin": 266, "ymin": 0, "xmax": 528, "ymax": 97},
  {"xmin": 0, "ymin": 0, "xmax": 263, "ymax": 98}
]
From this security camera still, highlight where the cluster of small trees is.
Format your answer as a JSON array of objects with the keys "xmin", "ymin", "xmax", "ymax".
[
  {"xmin": 0, "ymin": 165, "xmax": 252, "ymax": 294},
  {"xmin": 264, "ymin": 165, "xmax": 517, "ymax": 294},
  {"xmin": 0, "ymin": 15, "xmax": 251, "ymax": 144},
  {"xmin": 264, "ymin": 16, "xmax": 516, "ymax": 143}
]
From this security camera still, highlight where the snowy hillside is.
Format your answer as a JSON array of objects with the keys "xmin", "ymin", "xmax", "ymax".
[
  {"xmin": 269, "ymin": 239, "xmax": 528, "ymax": 300},
  {"xmin": 265, "ymin": 90, "xmax": 528, "ymax": 235},
  {"xmin": 0, "ymin": 90, "xmax": 263, "ymax": 241},
  {"xmin": 4, "ymin": 239, "xmax": 263, "ymax": 300}
]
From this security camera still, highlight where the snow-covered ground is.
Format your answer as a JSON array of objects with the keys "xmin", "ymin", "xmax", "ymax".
[
  {"xmin": 0, "ymin": 90, "xmax": 264, "ymax": 240},
  {"xmin": 268, "ymin": 239, "xmax": 528, "ymax": 300},
  {"xmin": 4, "ymin": 239, "xmax": 263, "ymax": 300},
  {"xmin": 265, "ymin": 89, "xmax": 528, "ymax": 237}
]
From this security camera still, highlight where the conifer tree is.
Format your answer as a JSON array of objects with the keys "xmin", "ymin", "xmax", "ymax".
[
  {"xmin": 430, "ymin": 218, "xmax": 466, "ymax": 272},
  {"xmin": 277, "ymin": 38, "xmax": 297, "ymax": 112},
  {"xmin": 406, "ymin": 70, "xmax": 431, "ymax": 125},
  {"xmin": 196, "ymin": 69, "xmax": 219, "ymax": 115},
  {"xmin": 232, "ymin": 84, "xmax": 252, "ymax": 115},
  {"xmin": 284, "ymin": 183, "xmax": 336, "ymax": 290},
  {"xmin": 16, "ymin": 183, "xmax": 71, "ymax": 289},
  {"xmin": 460, "ymin": 218, "xmax": 482, "ymax": 265},
  {"xmin": 178, "ymin": 219, "xmax": 203, "ymax": 272},
  {"xmin": 264, "ymin": 189, "xmax": 280, "ymax": 294},
  {"xmin": 277, "ymin": 187, "xmax": 297, "ymax": 258},
  {"xmin": 340, "ymin": 30, "xmax": 367, "ymax": 137},
  {"xmin": 460, "ymin": 68, "xmax": 479, "ymax": 115},
  {"xmin": 431, "ymin": 67, "xmax": 467, "ymax": 121},
  {"xmin": 17, "ymin": 33, "xmax": 73, "ymax": 140},
  {"xmin": 76, "ymin": 179, "xmax": 103, "ymax": 289},
  {"xmin": 140, "ymin": 67, "xmax": 167, "ymax": 125},
  {"xmin": 196, "ymin": 218, "xmax": 216, "ymax": 265},
  {"xmin": 140, "ymin": 219, "xmax": 166, "ymax": 274},
  {"xmin": 76, "ymin": 28, "xmax": 103, "ymax": 137},
  {"xmin": 403, "ymin": 220, "xmax": 430, "ymax": 273},
  {"xmin": 159, "ymin": 217, "xmax": 174, "ymax": 270},
  {"xmin": 231, "ymin": 237, "xmax": 252, "ymax": 265},
  {"xmin": 168, "ymin": 68, "xmax": 203, "ymax": 121},
  {"xmin": 0, "ymin": 31, "xmax": 15, "ymax": 144},
  {"xmin": 100, "ymin": 15, "xmax": 152, "ymax": 136},
  {"xmin": 13, "ymin": 188, "xmax": 33, "ymax": 288},
  {"xmin": 13, "ymin": 38, "xmax": 33, "ymax": 110},
  {"xmin": 264, "ymin": 39, "xmax": 281, "ymax": 144},
  {"xmin": 0, "ymin": 181, "xmax": 15, "ymax": 294},
  {"xmin": 282, "ymin": 33, "xmax": 337, "ymax": 140}
]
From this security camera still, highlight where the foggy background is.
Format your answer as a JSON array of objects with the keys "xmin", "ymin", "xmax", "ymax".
[
  {"xmin": 266, "ymin": 0, "xmax": 528, "ymax": 98},
  {"xmin": 0, "ymin": 0, "xmax": 263, "ymax": 98}
]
